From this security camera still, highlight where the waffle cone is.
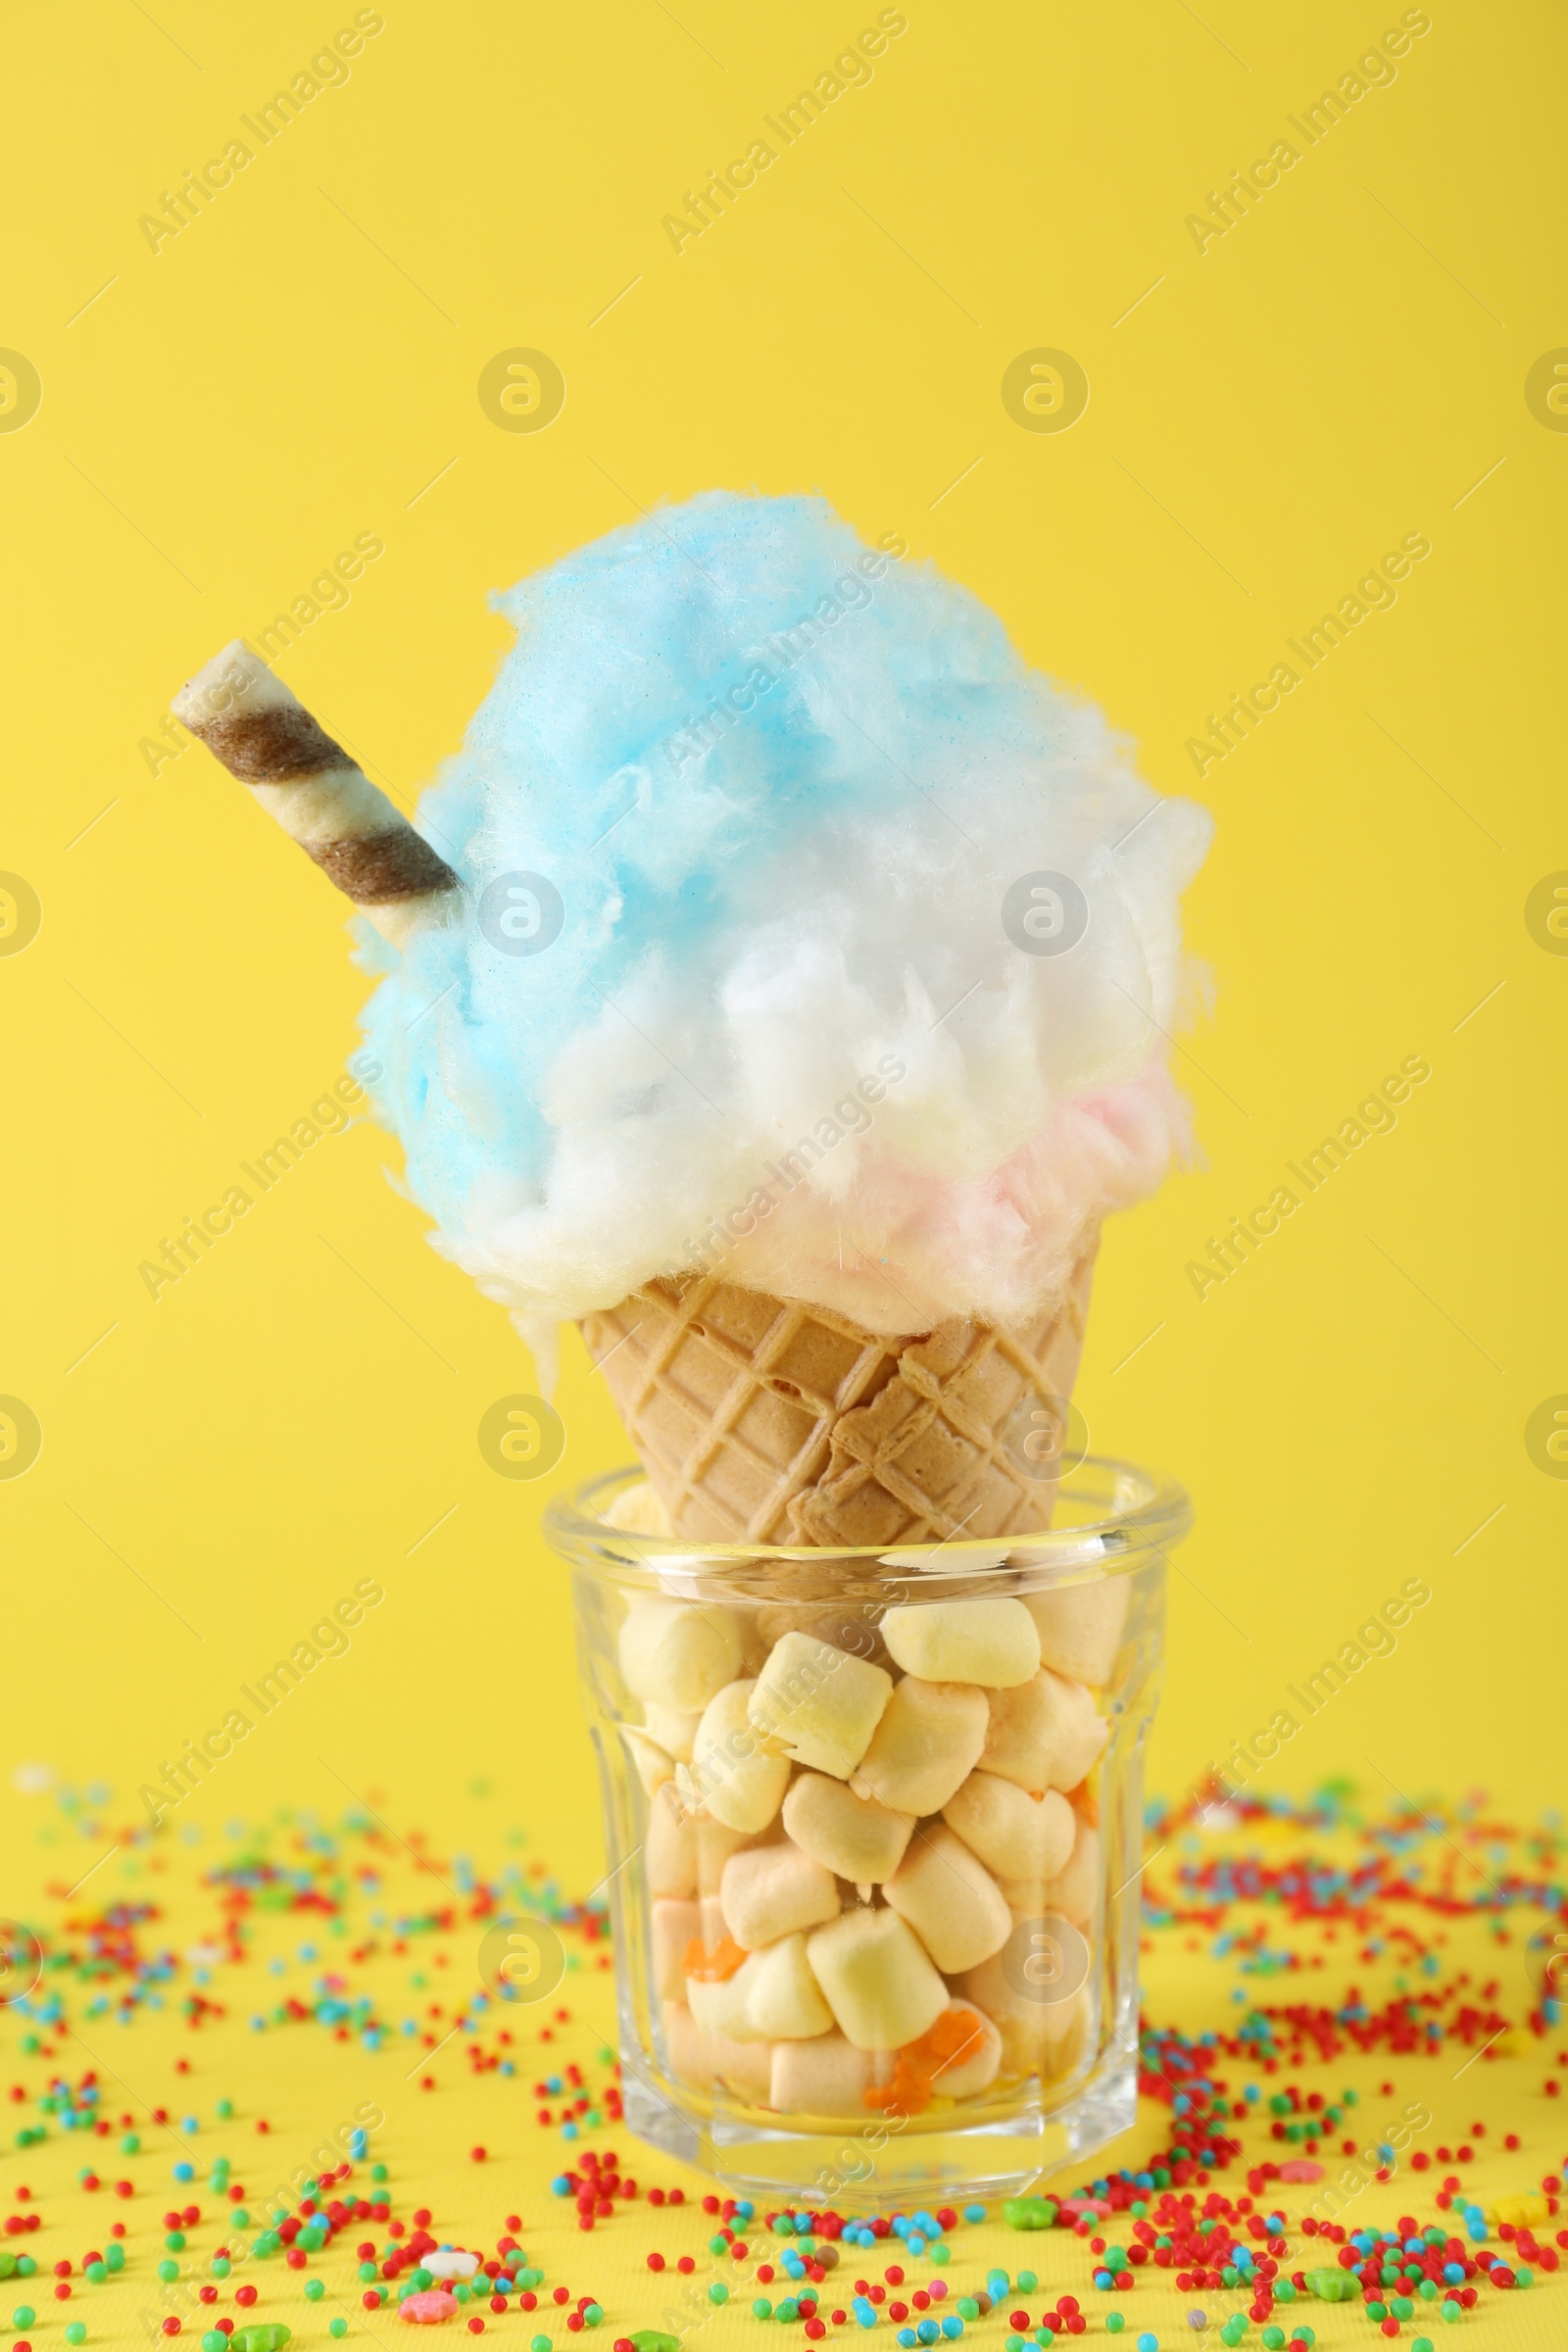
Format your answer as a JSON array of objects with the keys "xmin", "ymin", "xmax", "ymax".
[{"xmin": 579, "ymin": 1245, "xmax": 1096, "ymax": 1547}]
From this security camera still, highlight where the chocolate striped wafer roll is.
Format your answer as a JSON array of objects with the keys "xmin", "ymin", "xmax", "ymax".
[{"xmin": 172, "ymin": 640, "xmax": 461, "ymax": 946}]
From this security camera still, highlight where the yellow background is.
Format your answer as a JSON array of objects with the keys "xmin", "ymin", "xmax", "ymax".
[{"xmin": 3, "ymin": 0, "xmax": 1565, "ymax": 1878}]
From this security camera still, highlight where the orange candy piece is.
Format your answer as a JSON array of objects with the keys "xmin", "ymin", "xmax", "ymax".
[
  {"xmin": 681, "ymin": 1935, "xmax": 749, "ymax": 1982},
  {"xmin": 865, "ymin": 2006, "xmax": 986, "ymax": 2117}
]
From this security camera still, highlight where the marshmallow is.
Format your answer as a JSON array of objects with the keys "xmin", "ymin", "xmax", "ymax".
[
  {"xmin": 652, "ymin": 1896, "xmax": 702, "ymax": 2000},
  {"xmin": 943, "ymin": 1772, "xmax": 1074, "ymax": 1882},
  {"xmin": 738, "ymin": 1933, "xmax": 836, "ymax": 2039},
  {"xmin": 748, "ymin": 1632, "xmax": 893, "ymax": 1780},
  {"xmin": 756, "ymin": 1603, "xmax": 893, "ymax": 1673},
  {"xmin": 806, "ymin": 1906, "xmax": 949, "ymax": 2053},
  {"xmin": 769, "ymin": 2034, "xmax": 889, "ymax": 2118},
  {"xmin": 1043, "ymin": 1821, "xmax": 1101, "ymax": 1928},
  {"xmin": 783, "ymin": 1772, "xmax": 915, "ymax": 1886},
  {"xmin": 1023, "ymin": 1581, "xmax": 1129, "ymax": 1687},
  {"xmin": 982, "ymin": 1668, "xmax": 1108, "ymax": 1794},
  {"xmin": 851, "ymin": 1677, "xmax": 989, "ymax": 1817},
  {"xmin": 602, "ymin": 1478, "xmax": 673, "ymax": 1536},
  {"xmin": 697, "ymin": 1812, "xmax": 763, "ymax": 1891},
  {"xmin": 684, "ymin": 1679, "xmax": 790, "ymax": 1834},
  {"xmin": 647, "ymin": 1780, "xmax": 698, "ymax": 1899},
  {"xmin": 662, "ymin": 1999, "xmax": 771, "ymax": 2100},
  {"xmin": 420, "ymin": 2251, "xmax": 479, "ymax": 2281},
  {"xmin": 880, "ymin": 1598, "xmax": 1041, "ymax": 1688},
  {"xmin": 618, "ymin": 1594, "xmax": 744, "ymax": 1713},
  {"xmin": 645, "ymin": 1703, "xmax": 701, "ymax": 1762},
  {"xmin": 884, "ymin": 1824, "xmax": 1011, "ymax": 1973},
  {"xmin": 957, "ymin": 1924, "xmax": 1092, "ymax": 2083},
  {"xmin": 721, "ymin": 1840, "xmax": 840, "ymax": 1950},
  {"xmin": 621, "ymin": 1723, "xmax": 675, "ymax": 1795},
  {"xmin": 710, "ymin": 2024, "xmax": 774, "ymax": 2101},
  {"xmin": 924, "ymin": 1999, "xmax": 1002, "ymax": 2100}
]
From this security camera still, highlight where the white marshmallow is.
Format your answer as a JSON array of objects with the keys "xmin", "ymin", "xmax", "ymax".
[
  {"xmin": 420, "ymin": 2251, "xmax": 480, "ymax": 2280},
  {"xmin": 925, "ymin": 1999, "xmax": 1003, "ymax": 2100},
  {"xmin": 851, "ymin": 1677, "xmax": 989, "ymax": 1817},
  {"xmin": 884, "ymin": 1824, "xmax": 1011, "ymax": 1973},
  {"xmin": 709, "ymin": 2024, "xmax": 772, "ymax": 2101},
  {"xmin": 721, "ymin": 1841, "xmax": 840, "ymax": 1949},
  {"xmin": 684, "ymin": 1679, "xmax": 790, "ymax": 1834},
  {"xmin": 645, "ymin": 1703, "xmax": 701, "ymax": 1762},
  {"xmin": 1023, "ymin": 1581, "xmax": 1129, "ymax": 1687},
  {"xmin": 806, "ymin": 1906, "xmax": 949, "ymax": 2053},
  {"xmin": 769, "ymin": 2034, "xmax": 888, "ymax": 2118},
  {"xmin": 646, "ymin": 1780, "xmax": 698, "ymax": 1900},
  {"xmin": 685, "ymin": 1965, "xmax": 755, "ymax": 2041},
  {"xmin": 618, "ymin": 1594, "xmax": 744, "ymax": 1713},
  {"xmin": 783, "ymin": 1772, "xmax": 915, "ymax": 1885},
  {"xmin": 652, "ymin": 1896, "xmax": 702, "ymax": 2001},
  {"xmin": 880, "ymin": 1598, "xmax": 1041, "ymax": 1688},
  {"xmin": 943, "ymin": 1772, "xmax": 1075, "ymax": 1882},
  {"xmin": 748, "ymin": 1632, "xmax": 893, "ymax": 1780},
  {"xmin": 982, "ymin": 1668, "xmax": 1108, "ymax": 1794}
]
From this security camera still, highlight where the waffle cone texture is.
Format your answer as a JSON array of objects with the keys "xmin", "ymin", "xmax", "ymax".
[{"xmin": 579, "ymin": 1246, "xmax": 1097, "ymax": 1547}]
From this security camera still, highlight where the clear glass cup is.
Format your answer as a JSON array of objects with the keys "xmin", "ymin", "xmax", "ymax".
[{"xmin": 544, "ymin": 1454, "xmax": 1190, "ymax": 2202}]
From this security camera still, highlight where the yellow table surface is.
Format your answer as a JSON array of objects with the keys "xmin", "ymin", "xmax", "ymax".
[{"xmin": 2, "ymin": 1784, "xmax": 1562, "ymax": 2352}]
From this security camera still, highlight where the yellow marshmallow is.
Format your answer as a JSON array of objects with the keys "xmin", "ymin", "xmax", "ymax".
[
  {"xmin": 880, "ymin": 1597, "xmax": 1041, "ymax": 1688},
  {"xmin": 982, "ymin": 1668, "xmax": 1108, "ymax": 1793},
  {"xmin": 943, "ymin": 1772, "xmax": 1075, "ymax": 1882},
  {"xmin": 851, "ymin": 1677, "xmax": 989, "ymax": 1816},
  {"xmin": 1023, "ymin": 1580, "xmax": 1129, "ymax": 1686},
  {"xmin": 783, "ymin": 1772, "xmax": 915, "ymax": 1885},
  {"xmin": 748, "ymin": 1632, "xmax": 893, "ymax": 1780},
  {"xmin": 927, "ymin": 1998, "xmax": 1003, "ymax": 2100},
  {"xmin": 806, "ymin": 1905, "xmax": 950, "ymax": 2053},
  {"xmin": 684, "ymin": 1679, "xmax": 791, "ymax": 1834},
  {"xmin": 646, "ymin": 1780, "xmax": 698, "ymax": 1899},
  {"xmin": 721, "ymin": 1840, "xmax": 841, "ymax": 1950},
  {"xmin": 884, "ymin": 1824, "xmax": 1012, "ymax": 1973},
  {"xmin": 645, "ymin": 1703, "xmax": 701, "ymax": 1762},
  {"xmin": 618, "ymin": 1593, "xmax": 745, "ymax": 1713},
  {"xmin": 769, "ymin": 2034, "xmax": 889, "ymax": 2118},
  {"xmin": 651, "ymin": 1897, "xmax": 701, "ymax": 2000}
]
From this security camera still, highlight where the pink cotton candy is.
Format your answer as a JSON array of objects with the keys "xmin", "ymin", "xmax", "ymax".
[
  {"xmin": 717, "ymin": 1059, "xmax": 1195, "ymax": 1333},
  {"xmin": 400, "ymin": 2291, "xmax": 459, "ymax": 2324}
]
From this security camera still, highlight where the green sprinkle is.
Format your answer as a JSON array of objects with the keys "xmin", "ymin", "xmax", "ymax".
[
  {"xmin": 211, "ymin": 2258, "xmax": 231, "ymax": 2279},
  {"xmin": 121, "ymin": 2133, "xmax": 140, "ymax": 2154},
  {"xmin": 305, "ymin": 2280, "xmax": 325, "ymax": 2302},
  {"xmin": 956, "ymin": 2300, "xmax": 979, "ymax": 2322},
  {"xmin": 13, "ymin": 2310, "xmax": 37, "ymax": 2330},
  {"xmin": 752, "ymin": 2300, "xmax": 773, "ymax": 2320},
  {"xmin": 157, "ymin": 2261, "xmax": 179, "ymax": 2283},
  {"xmin": 105, "ymin": 2246, "xmax": 124, "ymax": 2274},
  {"xmin": 371, "ymin": 2164, "xmax": 388, "ymax": 2181},
  {"xmin": 329, "ymin": 2324, "xmax": 348, "ymax": 2341},
  {"xmin": 1106, "ymin": 2320, "xmax": 1125, "ymax": 2337},
  {"xmin": 584, "ymin": 2305, "xmax": 604, "ymax": 2326},
  {"xmin": 532, "ymin": 2339, "xmax": 552, "ymax": 2352},
  {"xmin": 1016, "ymin": 2271, "xmax": 1038, "ymax": 2293},
  {"xmin": 66, "ymin": 2326, "xmax": 86, "ymax": 2347},
  {"xmin": 231, "ymin": 2210, "xmax": 250, "ymax": 2228},
  {"xmin": 205, "ymin": 2336, "xmax": 229, "ymax": 2352},
  {"xmin": 707, "ymin": 2283, "xmax": 728, "ymax": 2305}
]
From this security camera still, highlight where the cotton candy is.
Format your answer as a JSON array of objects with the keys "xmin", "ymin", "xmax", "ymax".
[{"xmin": 356, "ymin": 491, "xmax": 1211, "ymax": 1352}]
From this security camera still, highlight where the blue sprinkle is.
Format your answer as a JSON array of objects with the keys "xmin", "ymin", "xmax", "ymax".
[
  {"xmin": 172, "ymin": 2162, "xmax": 195, "ymax": 2181},
  {"xmin": 963, "ymin": 2205, "xmax": 985, "ymax": 2225}
]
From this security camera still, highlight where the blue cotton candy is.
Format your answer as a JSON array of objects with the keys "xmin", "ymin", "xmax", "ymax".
[{"xmin": 356, "ymin": 490, "xmax": 1210, "ymax": 1362}]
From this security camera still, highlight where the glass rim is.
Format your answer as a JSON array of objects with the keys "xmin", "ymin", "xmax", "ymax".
[{"xmin": 543, "ymin": 1451, "xmax": 1191, "ymax": 1587}]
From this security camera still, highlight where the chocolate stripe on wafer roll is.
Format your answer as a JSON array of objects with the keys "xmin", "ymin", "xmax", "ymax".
[{"xmin": 172, "ymin": 640, "xmax": 460, "ymax": 946}]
